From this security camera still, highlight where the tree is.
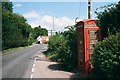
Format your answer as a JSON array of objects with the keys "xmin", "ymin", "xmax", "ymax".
[
  {"xmin": 38, "ymin": 25, "xmax": 41, "ymax": 28},
  {"xmin": 32, "ymin": 27, "xmax": 48, "ymax": 39},
  {"xmin": 95, "ymin": 1, "xmax": 120, "ymax": 39},
  {"xmin": 2, "ymin": 2, "xmax": 13, "ymax": 12},
  {"xmin": 92, "ymin": 1, "xmax": 120, "ymax": 78},
  {"xmin": 2, "ymin": 2, "xmax": 33, "ymax": 50},
  {"xmin": 40, "ymin": 28, "xmax": 48, "ymax": 36}
]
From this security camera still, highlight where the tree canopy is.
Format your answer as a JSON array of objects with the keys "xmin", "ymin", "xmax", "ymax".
[
  {"xmin": 2, "ymin": 2, "xmax": 13, "ymax": 12},
  {"xmin": 2, "ymin": 2, "xmax": 48, "ymax": 50},
  {"xmin": 92, "ymin": 1, "xmax": 120, "ymax": 78},
  {"xmin": 95, "ymin": 1, "xmax": 120, "ymax": 39},
  {"xmin": 32, "ymin": 26, "xmax": 48, "ymax": 39}
]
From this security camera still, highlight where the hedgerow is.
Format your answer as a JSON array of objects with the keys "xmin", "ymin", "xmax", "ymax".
[
  {"xmin": 45, "ymin": 27, "xmax": 77, "ymax": 71},
  {"xmin": 92, "ymin": 32, "xmax": 120, "ymax": 78}
]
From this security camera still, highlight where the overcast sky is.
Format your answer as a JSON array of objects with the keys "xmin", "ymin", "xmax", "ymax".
[{"xmin": 12, "ymin": 1, "xmax": 118, "ymax": 33}]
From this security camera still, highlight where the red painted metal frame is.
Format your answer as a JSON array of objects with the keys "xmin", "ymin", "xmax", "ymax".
[
  {"xmin": 76, "ymin": 19, "xmax": 101, "ymax": 76},
  {"xmin": 85, "ymin": 27, "xmax": 100, "ymax": 75}
]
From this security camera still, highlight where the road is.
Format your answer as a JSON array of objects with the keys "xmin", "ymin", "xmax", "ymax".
[{"xmin": 2, "ymin": 44, "xmax": 48, "ymax": 78}]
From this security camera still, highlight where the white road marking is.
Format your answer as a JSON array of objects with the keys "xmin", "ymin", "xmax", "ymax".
[
  {"xmin": 30, "ymin": 74, "xmax": 33, "ymax": 78},
  {"xmin": 33, "ymin": 64, "xmax": 35, "ymax": 67},
  {"xmin": 31, "ymin": 68, "xmax": 34, "ymax": 73},
  {"xmin": 34, "ymin": 60, "xmax": 36, "ymax": 63},
  {"xmin": 30, "ymin": 58, "xmax": 37, "ymax": 78}
]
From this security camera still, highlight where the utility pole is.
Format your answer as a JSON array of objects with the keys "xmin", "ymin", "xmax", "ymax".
[
  {"xmin": 48, "ymin": 30, "xmax": 53, "ymax": 36},
  {"xmin": 53, "ymin": 17, "xmax": 54, "ymax": 31},
  {"xmin": 52, "ymin": 17, "xmax": 57, "ymax": 35},
  {"xmin": 88, "ymin": 0, "xmax": 92, "ymax": 19},
  {"xmin": 53, "ymin": 17, "xmax": 55, "ymax": 35}
]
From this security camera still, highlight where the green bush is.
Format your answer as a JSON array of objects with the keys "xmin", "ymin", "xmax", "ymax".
[
  {"xmin": 46, "ymin": 27, "xmax": 77, "ymax": 71},
  {"xmin": 62, "ymin": 28, "xmax": 77, "ymax": 70},
  {"xmin": 92, "ymin": 32, "xmax": 120, "ymax": 78},
  {"xmin": 48, "ymin": 34, "xmax": 65, "ymax": 52},
  {"xmin": 95, "ymin": 1, "xmax": 120, "ymax": 38}
]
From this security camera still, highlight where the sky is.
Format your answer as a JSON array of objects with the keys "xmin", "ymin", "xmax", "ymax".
[{"xmin": 12, "ymin": 1, "xmax": 119, "ymax": 34}]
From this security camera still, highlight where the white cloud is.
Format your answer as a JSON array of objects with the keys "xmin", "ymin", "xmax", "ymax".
[
  {"xmin": 23, "ymin": 10, "xmax": 75, "ymax": 34},
  {"xmin": 23, "ymin": 10, "xmax": 40, "ymax": 18},
  {"xmin": 15, "ymin": 3, "xmax": 23, "ymax": 7}
]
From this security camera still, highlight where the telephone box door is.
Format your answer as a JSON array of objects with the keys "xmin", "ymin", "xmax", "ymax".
[{"xmin": 85, "ymin": 28, "xmax": 100, "ymax": 74}]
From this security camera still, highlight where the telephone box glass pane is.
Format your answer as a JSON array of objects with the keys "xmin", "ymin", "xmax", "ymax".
[{"xmin": 88, "ymin": 30, "xmax": 99, "ymax": 55}]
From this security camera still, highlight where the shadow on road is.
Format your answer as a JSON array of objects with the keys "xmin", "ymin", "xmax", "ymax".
[
  {"xmin": 43, "ymin": 50, "xmax": 85, "ymax": 79},
  {"xmin": 48, "ymin": 63, "xmax": 85, "ymax": 79}
]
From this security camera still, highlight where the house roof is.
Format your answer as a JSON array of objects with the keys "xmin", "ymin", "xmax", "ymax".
[{"xmin": 41, "ymin": 36, "xmax": 49, "ymax": 41}]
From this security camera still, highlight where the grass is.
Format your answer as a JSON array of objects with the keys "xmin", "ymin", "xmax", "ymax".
[{"xmin": 1, "ymin": 45, "xmax": 31, "ymax": 55}]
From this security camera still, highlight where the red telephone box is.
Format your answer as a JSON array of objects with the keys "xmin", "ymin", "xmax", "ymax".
[{"xmin": 76, "ymin": 19, "xmax": 101, "ymax": 76}]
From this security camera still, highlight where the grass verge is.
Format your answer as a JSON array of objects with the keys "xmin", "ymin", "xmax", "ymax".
[{"xmin": 0, "ymin": 45, "xmax": 31, "ymax": 55}]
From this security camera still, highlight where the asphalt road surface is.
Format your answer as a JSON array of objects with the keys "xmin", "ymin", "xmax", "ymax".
[{"xmin": 2, "ymin": 44, "xmax": 48, "ymax": 78}]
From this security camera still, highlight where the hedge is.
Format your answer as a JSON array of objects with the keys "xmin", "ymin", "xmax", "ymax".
[{"xmin": 92, "ymin": 32, "xmax": 120, "ymax": 78}]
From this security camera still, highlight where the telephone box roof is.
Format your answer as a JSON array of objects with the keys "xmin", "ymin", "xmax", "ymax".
[
  {"xmin": 77, "ymin": 19, "xmax": 95, "ymax": 23},
  {"xmin": 76, "ymin": 19, "xmax": 96, "ymax": 26}
]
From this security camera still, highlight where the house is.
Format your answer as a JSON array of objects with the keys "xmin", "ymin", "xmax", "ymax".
[{"xmin": 37, "ymin": 36, "xmax": 49, "ymax": 44}]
